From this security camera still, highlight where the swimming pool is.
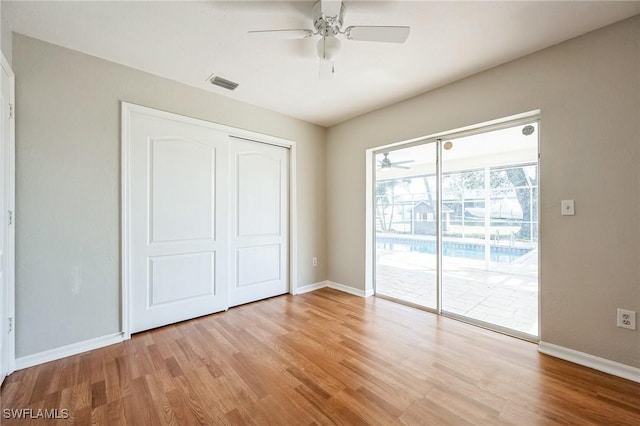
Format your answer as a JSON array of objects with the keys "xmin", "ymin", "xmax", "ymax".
[{"xmin": 376, "ymin": 236, "xmax": 532, "ymax": 263}]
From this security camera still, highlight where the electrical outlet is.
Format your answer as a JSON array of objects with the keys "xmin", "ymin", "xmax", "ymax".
[
  {"xmin": 312, "ymin": 257, "xmax": 318, "ymax": 267},
  {"xmin": 617, "ymin": 308, "xmax": 636, "ymax": 330}
]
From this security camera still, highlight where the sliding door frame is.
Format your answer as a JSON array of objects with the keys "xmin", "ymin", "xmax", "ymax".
[
  {"xmin": 370, "ymin": 136, "xmax": 441, "ymax": 314},
  {"xmin": 366, "ymin": 111, "xmax": 541, "ymax": 341}
]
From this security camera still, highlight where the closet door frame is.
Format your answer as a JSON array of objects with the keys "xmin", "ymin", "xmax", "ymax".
[{"xmin": 121, "ymin": 102, "xmax": 298, "ymax": 339}]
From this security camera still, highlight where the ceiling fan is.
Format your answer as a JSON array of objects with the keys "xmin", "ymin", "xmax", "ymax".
[
  {"xmin": 248, "ymin": 0, "xmax": 410, "ymax": 78},
  {"xmin": 378, "ymin": 152, "xmax": 414, "ymax": 170}
]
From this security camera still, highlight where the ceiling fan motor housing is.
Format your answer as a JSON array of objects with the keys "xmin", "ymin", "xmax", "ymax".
[{"xmin": 312, "ymin": 1, "xmax": 345, "ymax": 37}]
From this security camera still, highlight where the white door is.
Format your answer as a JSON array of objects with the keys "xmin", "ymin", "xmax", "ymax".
[
  {"xmin": 228, "ymin": 139, "xmax": 289, "ymax": 307},
  {"xmin": 128, "ymin": 111, "xmax": 229, "ymax": 333},
  {"xmin": 1, "ymin": 54, "xmax": 15, "ymax": 381}
]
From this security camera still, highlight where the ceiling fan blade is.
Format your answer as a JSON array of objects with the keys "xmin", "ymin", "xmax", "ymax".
[
  {"xmin": 248, "ymin": 29, "xmax": 314, "ymax": 40},
  {"xmin": 391, "ymin": 165, "xmax": 411, "ymax": 169},
  {"xmin": 321, "ymin": 0, "xmax": 342, "ymax": 18},
  {"xmin": 392, "ymin": 160, "xmax": 415, "ymax": 165},
  {"xmin": 319, "ymin": 59, "xmax": 334, "ymax": 80},
  {"xmin": 345, "ymin": 26, "xmax": 410, "ymax": 43}
]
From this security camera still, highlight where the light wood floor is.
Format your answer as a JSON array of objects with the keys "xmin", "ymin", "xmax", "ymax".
[{"xmin": 2, "ymin": 288, "xmax": 640, "ymax": 425}]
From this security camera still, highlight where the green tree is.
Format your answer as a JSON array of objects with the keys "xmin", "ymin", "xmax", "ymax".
[
  {"xmin": 421, "ymin": 176, "xmax": 436, "ymax": 219},
  {"xmin": 376, "ymin": 180, "xmax": 396, "ymax": 231},
  {"xmin": 443, "ymin": 167, "xmax": 537, "ymax": 240},
  {"xmin": 505, "ymin": 166, "xmax": 537, "ymax": 239},
  {"xmin": 376, "ymin": 178, "xmax": 412, "ymax": 232}
]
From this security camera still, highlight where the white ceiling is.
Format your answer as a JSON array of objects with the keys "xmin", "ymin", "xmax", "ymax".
[{"xmin": 4, "ymin": 1, "xmax": 640, "ymax": 127}]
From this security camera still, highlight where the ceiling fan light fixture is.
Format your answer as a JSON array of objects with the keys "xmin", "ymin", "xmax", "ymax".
[{"xmin": 317, "ymin": 35, "xmax": 341, "ymax": 60}]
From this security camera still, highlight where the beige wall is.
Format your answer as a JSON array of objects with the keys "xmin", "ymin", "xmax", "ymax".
[
  {"xmin": 13, "ymin": 34, "xmax": 326, "ymax": 357},
  {"xmin": 1, "ymin": 2, "xmax": 12, "ymax": 65},
  {"xmin": 326, "ymin": 16, "xmax": 640, "ymax": 367}
]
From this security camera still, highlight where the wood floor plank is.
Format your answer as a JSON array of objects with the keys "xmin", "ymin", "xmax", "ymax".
[
  {"xmin": 337, "ymin": 386, "xmax": 402, "ymax": 425},
  {"xmin": 105, "ymin": 399, "xmax": 126, "ymax": 426},
  {"xmin": 90, "ymin": 405, "xmax": 109, "ymax": 426},
  {"xmin": 3, "ymin": 288, "xmax": 640, "ymax": 425},
  {"xmin": 90, "ymin": 380, "xmax": 107, "ymax": 409}
]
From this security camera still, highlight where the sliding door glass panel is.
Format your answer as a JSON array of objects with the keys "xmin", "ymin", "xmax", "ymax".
[
  {"xmin": 441, "ymin": 123, "xmax": 539, "ymax": 337},
  {"xmin": 375, "ymin": 143, "xmax": 437, "ymax": 309}
]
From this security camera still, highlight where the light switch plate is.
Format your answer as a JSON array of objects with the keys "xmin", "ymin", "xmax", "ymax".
[{"xmin": 561, "ymin": 200, "xmax": 575, "ymax": 216}]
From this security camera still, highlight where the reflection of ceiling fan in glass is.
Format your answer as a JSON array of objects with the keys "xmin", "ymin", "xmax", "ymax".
[{"xmin": 378, "ymin": 152, "xmax": 414, "ymax": 169}]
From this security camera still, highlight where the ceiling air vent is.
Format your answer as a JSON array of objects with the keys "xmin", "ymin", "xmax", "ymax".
[{"xmin": 207, "ymin": 74, "xmax": 239, "ymax": 91}]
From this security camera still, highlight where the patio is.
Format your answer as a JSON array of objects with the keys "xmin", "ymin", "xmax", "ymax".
[{"xmin": 375, "ymin": 246, "xmax": 538, "ymax": 336}]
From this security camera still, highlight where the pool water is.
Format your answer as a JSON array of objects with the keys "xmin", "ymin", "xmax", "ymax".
[{"xmin": 376, "ymin": 237, "xmax": 532, "ymax": 263}]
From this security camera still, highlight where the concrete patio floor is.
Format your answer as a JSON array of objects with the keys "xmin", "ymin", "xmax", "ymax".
[{"xmin": 375, "ymin": 248, "xmax": 538, "ymax": 336}]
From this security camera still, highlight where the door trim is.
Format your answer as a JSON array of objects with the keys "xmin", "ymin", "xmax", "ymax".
[
  {"xmin": 1, "ymin": 53, "xmax": 16, "ymax": 380},
  {"xmin": 121, "ymin": 102, "xmax": 297, "ymax": 339}
]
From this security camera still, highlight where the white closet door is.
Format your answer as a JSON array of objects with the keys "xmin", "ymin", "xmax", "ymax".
[
  {"xmin": 229, "ymin": 139, "xmax": 289, "ymax": 307},
  {"xmin": 129, "ymin": 112, "xmax": 229, "ymax": 333}
]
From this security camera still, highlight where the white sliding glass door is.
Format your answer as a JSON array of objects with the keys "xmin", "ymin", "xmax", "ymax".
[
  {"xmin": 373, "ymin": 119, "xmax": 539, "ymax": 339},
  {"xmin": 440, "ymin": 123, "xmax": 539, "ymax": 337},
  {"xmin": 375, "ymin": 144, "xmax": 437, "ymax": 310}
]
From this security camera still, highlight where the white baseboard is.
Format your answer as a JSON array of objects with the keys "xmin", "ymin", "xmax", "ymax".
[
  {"xmin": 295, "ymin": 281, "xmax": 328, "ymax": 294},
  {"xmin": 295, "ymin": 280, "xmax": 373, "ymax": 298},
  {"xmin": 327, "ymin": 281, "xmax": 374, "ymax": 298},
  {"xmin": 538, "ymin": 341, "xmax": 640, "ymax": 383},
  {"xmin": 15, "ymin": 332, "xmax": 124, "ymax": 370}
]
